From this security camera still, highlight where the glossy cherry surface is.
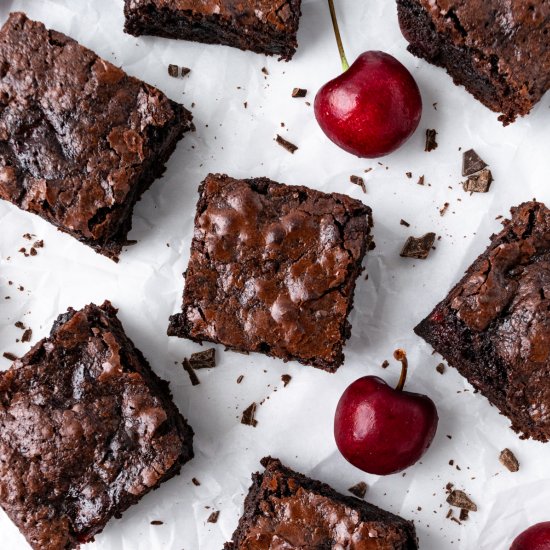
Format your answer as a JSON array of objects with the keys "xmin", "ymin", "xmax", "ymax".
[{"xmin": 511, "ymin": 522, "xmax": 550, "ymax": 550}]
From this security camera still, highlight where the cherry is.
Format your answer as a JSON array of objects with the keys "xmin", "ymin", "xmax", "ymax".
[
  {"xmin": 314, "ymin": 0, "xmax": 422, "ymax": 158},
  {"xmin": 511, "ymin": 522, "xmax": 550, "ymax": 550},
  {"xmin": 334, "ymin": 350, "xmax": 438, "ymax": 475}
]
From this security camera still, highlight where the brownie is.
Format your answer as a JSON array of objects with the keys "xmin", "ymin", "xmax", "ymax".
[
  {"xmin": 0, "ymin": 301, "xmax": 194, "ymax": 550},
  {"xmin": 167, "ymin": 173, "xmax": 373, "ymax": 371},
  {"xmin": 225, "ymin": 457, "xmax": 418, "ymax": 549},
  {"xmin": 415, "ymin": 202, "xmax": 550, "ymax": 441},
  {"xmin": 124, "ymin": 0, "xmax": 301, "ymax": 61},
  {"xmin": 396, "ymin": 0, "xmax": 550, "ymax": 124},
  {"xmin": 0, "ymin": 13, "xmax": 193, "ymax": 261}
]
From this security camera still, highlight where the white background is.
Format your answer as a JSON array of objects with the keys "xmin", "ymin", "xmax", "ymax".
[{"xmin": 0, "ymin": 0, "xmax": 549, "ymax": 548}]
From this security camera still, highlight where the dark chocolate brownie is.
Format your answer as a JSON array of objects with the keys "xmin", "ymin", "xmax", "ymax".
[
  {"xmin": 124, "ymin": 0, "xmax": 301, "ymax": 61},
  {"xmin": 0, "ymin": 13, "xmax": 193, "ymax": 261},
  {"xmin": 167, "ymin": 173, "xmax": 373, "ymax": 371},
  {"xmin": 397, "ymin": 0, "xmax": 550, "ymax": 124},
  {"xmin": 415, "ymin": 202, "xmax": 550, "ymax": 441},
  {"xmin": 0, "ymin": 301, "xmax": 194, "ymax": 550},
  {"xmin": 225, "ymin": 457, "xmax": 418, "ymax": 549}
]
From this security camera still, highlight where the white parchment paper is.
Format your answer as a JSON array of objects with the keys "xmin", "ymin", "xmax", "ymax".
[{"xmin": 0, "ymin": 1, "xmax": 549, "ymax": 548}]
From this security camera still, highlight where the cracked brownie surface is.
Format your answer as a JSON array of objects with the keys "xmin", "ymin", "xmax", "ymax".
[
  {"xmin": 415, "ymin": 202, "xmax": 550, "ymax": 441},
  {"xmin": 168, "ymin": 173, "xmax": 373, "ymax": 371},
  {"xmin": 0, "ymin": 301, "xmax": 194, "ymax": 550},
  {"xmin": 0, "ymin": 12, "xmax": 193, "ymax": 260},
  {"xmin": 124, "ymin": 0, "xmax": 302, "ymax": 60},
  {"xmin": 225, "ymin": 457, "xmax": 418, "ymax": 549}
]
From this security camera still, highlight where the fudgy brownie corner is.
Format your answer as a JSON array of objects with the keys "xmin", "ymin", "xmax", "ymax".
[
  {"xmin": 168, "ymin": 173, "xmax": 374, "ymax": 371},
  {"xmin": 0, "ymin": 12, "xmax": 193, "ymax": 261},
  {"xmin": 225, "ymin": 457, "xmax": 418, "ymax": 549},
  {"xmin": 0, "ymin": 300, "xmax": 193, "ymax": 550},
  {"xmin": 415, "ymin": 201, "xmax": 550, "ymax": 441}
]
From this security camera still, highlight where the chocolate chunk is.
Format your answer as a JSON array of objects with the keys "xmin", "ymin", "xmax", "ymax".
[
  {"xmin": 21, "ymin": 328, "xmax": 32, "ymax": 343},
  {"xmin": 281, "ymin": 374, "xmax": 292, "ymax": 387},
  {"xmin": 425, "ymin": 129, "xmax": 438, "ymax": 152},
  {"xmin": 189, "ymin": 348, "xmax": 216, "ymax": 369},
  {"xmin": 446, "ymin": 490, "xmax": 477, "ymax": 512},
  {"xmin": 400, "ymin": 219, "xmax": 410, "ymax": 227},
  {"xmin": 292, "ymin": 88, "xmax": 307, "ymax": 98},
  {"xmin": 400, "ymin": 233, "xmax": 436, "ymax": 259},
  {"xmin": 241, "ymin": 402, "xmax": 258, "ymax": 427},
  {"xmin": 350, "ymin": 175, "xmax": 366, "ymax": 194},
  {"xmin": 348, "ymin": 482, "xmax": 368, "ymax": 499},
  {"xmin": 275, "ymin": 134, "xmax": 298, "ymax": 154},
  {"xmin": 168, "ymin": 64, "xmax": 179, "ymax": 77},
  {"xmin": 182, "ymin": 358, "xmax": 200, "ymax": 386},
  {"xmin": 192, "ymin": 477, "xmax": 201, "ymax": 486},
  {"xmin": 3, "ymin": 352, "xmax": 18, "ymax": 361},
  {"xmin": 436, "ymin": 363, "xmax": 445, "ymax": 374},
  {"xmin": 462, "ymin": 149, "xmax": 488, "ymax": 177},
  {"xmin": 207, "ymin": 510, "xmax": 220, "ymax": 523},
  {"xmin": 150, "ymin": 520, "xmax": 164, "ymax": 525},
  {"xmin": 236, "ymin": 375, "xmax": 244, "ymax": 384},
  {"xmin": 499, "ymin": 448, "xmax": 519, "ymax": 472},
  {"xmin": 463, "ymin": 169, "xmax": 493, "ymax": 193}
]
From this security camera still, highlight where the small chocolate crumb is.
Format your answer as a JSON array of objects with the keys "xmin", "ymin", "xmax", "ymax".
[
  {"xmin": 150, "ymin": 520, "xmax": 164, "ymax": 525},
  {"xmin": 181, "ymin": 67, "xmax": 191, "ymax": 77},
  {"xmin": 463, "ymin": 168, "xmax": 493, "ymax": 193},
  {"xmin": 436, "ymin": 363, "xmax": 445, "ymax": 374},
  {"xmin": 405, "ymin": 172, "xmax": 412, "ymax": 179},
  {"xmin": 417, "ymin": 175, "xmax": 425, "ymax": 186},
  {"xmin": 350, "ymin": 175, "xmax": 366, "ymax": 193},
  {"xmin": 459, "ymin": 509, "xmax": 469, "ymax": 522},
  {"xmin": 281, "ymin": 374, "xmax": 292, "ymax": 387},
  {"xmin": 381, "ymin": 360, "xmax": 389, "ymax": 369},
  {"xmin": 21, "ymin": 328, "xmax": 32, "ymax": 343},
  {"xmin": 446, "ymin": 490, "xmax": 477, "ymax": 512},
  {"xmin": 243, "ymin": 101, "xmax": 248, "ymax": 109},
  {"xmin": 462, "ymin": 149, "xmax": 488, "ymax": 177},
  {"xmin": 14, "ymin": 321, "xmax": 25, "ymax": 330},
  {"xmin": 29, "ymin": 248, "xmax": 37, "ymax": 256},
  {"xmin": 18, "ymin": 247, "xmax": 29, "ymax": 257},
  {"xmin": 439, "ymin": 202, "xmax": 450, "ymax": 216},
  {"xmin": 348, "ymin": 482, "xmax": 368, "ymax": 499},
  {"xmin": 241, "ymin": 402, "xmax": 258, "ymax": 427},
  {"xmin": 275, "ymin": 134, "xmax": 298, "ymax": 154},
  {"xmin": 189, "ymin": 348, "xmax": 216, "ymax": 369},
  {"xmin": 292, "ymin": 87, "xmax": 307, "ymax": 98},
  {"xmin": 236, "ymin": 375, "xmax": 244, "ymax": 384},
  {"xmin": 400, "ymin": 219, "xmax": 410, "ymax": 227},
  {"xmin": 400, "ymin": 233, "xmax": 436, "ymax": 259},
  {"xmin": 446, "ymin": 509, "xmax": 453, "ymax": 519},
  {"xmin": 168, "ymin": 64, "xmax": 179, "ymax": 77},
  {"xmin": 499, "ymin": 448, "xmax": 519, "ymax": 472},
  {"xmin": 183, "ymin": 358, "xmax": 200, "ymax": 386},
  {"xmin": 3, "ymin": 352, "xmax": 18, "ymax": 361},
  {"xmin": 192, "ymin": 478, "xmax": 201, "ymax": 486},
  {"xmin": 261, "ymin": 67, "xmax": 269, "ymax": 75},
  {"xmin": 22, "ymin": 233, "xmax": 33, "ymax": 240},
  {"xmin": 207, "ymin": 511, "xmax": 220, "ymax": 523},
  {"xmin": 425, "ymin": 129, "xmax": 438, "ymax": 152}
]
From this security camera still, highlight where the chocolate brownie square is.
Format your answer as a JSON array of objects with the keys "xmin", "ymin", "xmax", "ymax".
[
  {"xmin": 124, "ymin": 0, "xmax": 301, "ymax": 61},
  {"xmin": 167, "ymin": 173, "xmax": 373, "ymax": 371},
  {"xmin": 0, "ymin": 301, "xmax": 194, "ymax": 550},
  {"xmin": 225, "ymin": 457, "xmax": 418, "ymax": 549},
  {"xmin": 397, "ymin": 0, "xmax": 550, "ymax": 124},
  {"xmin": 0, "ymin": 13, "xmax": 193, "ymax": 261},
  {"xmin": 415, "ymin": 202, "xmax": 550, "ymax": 441}
]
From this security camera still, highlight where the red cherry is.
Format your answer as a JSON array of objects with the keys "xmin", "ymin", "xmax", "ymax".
[
  {"xmin": 511, "ymin": 522, "xmax": 550, "ymax": 550},
  {"xmin": 314, "ymin": 1, "xmax": 422, "ymax": 158},
  {"xmin": 334, "ymin": 350, "xmax": 438, "ymax": 475}
]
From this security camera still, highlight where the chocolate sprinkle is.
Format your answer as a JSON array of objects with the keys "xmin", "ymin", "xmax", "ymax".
[
  {"xmin": 207, "ymin": 511, "xmax": 220, "ymax": 523},
  {"xmin": 150, "ymin": 520, "xmax": 164, "ymax": 525},
  {"xmin": 350, "ymin": 175, "xmax": 366, "ymax": 194},
  {"xmin": 192, "ymin": 478, "xmax": 201, "ymax": 486},
  {"xmin": 462, "ymin": 149, "xmax": 487, "ymax": 177},
  {"xmin": 236, "ymin": 375, "xmax": 244, "ymax": 384},
  {"xmin": 168, "ymin": 64, "xmax": 179, "ymax": 77},
  {"xmin": 425, "ymin": 129, "xmax": 438, "ymax": 152},
  {"xmin": 463, "ymin": 168, "xmax": 493, "ymax": 193},
  {"xmin": 292, "ymin": 88, "xmax": 307, "ymax": 98},
  {"xmin": 241, "ymin": 402, "xmax": 258, "ymax": 427},
  {"xmin": 446, "ymin": 490, "xmax": 477, "ymax": 512},
  {"xmin": 182, "ymin": 358, "xmax": 200, "ymax": 386},
  {"xmin": 275, "ymin": 134, "xmax": 298, "ymax": 154},
  {"xmin": 348, "ymin": 482, "xmax": 368, "ymax": 499},
  {"xmin": 3, "ymin": 352, "xmax": 18, "ymax": 361},
  {"xmin": 499, "ymin": 448, "xmax": 520, "ymax": 472},
  {"xmin": 189, "ymin": 348, "xmax": 216, "ymax": 369},
  {"xmin": 400, "ymin": 233, "xmax": 436, "ymax": 259},
  {"xmin": 281, "ymin": 374, "xmax": 292, "ymax": 387}
]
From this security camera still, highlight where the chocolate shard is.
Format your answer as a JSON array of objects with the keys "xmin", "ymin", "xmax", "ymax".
[
  {"xmin": 462, "ymin": 149, "xmax": 488, "ymax": 177},
  {"xmin": 292, "ymin": 87, "xmax": 307, "ymax": 98},
  {"xmin": 400, "ymin": 232, "xmax": 436, "ymax": 259},
  {"xmin": 241, "ymin": 402, "xmax": 258, "ymax": 427},
  {"xmin": 446, "ymin": 490, "xmax": 477, "ymax": 512},
  {"xmin": 463, "ymin": 168, "xmax": 493, "ymax": 193},
  {"xmin": 182, "ymin": 358, "xmax": 200, "ymax": 386},
  {"xmin": 189, "ymin": 348, "xmax": 216, "ymax": 369},
  {"xmin": 348, "ymin": 482, "xmax": 368, "ymax": 499},
  {"xmin": 425, "ymin": 129, "xmax": 438, "ymax": 152},
  {"xmin": 275, "ymin": 134, "xmax": 298, "ymax": 154},
  {"xmin": 499, "ymin": 448, "xmax": 519, "ymax": 472}
]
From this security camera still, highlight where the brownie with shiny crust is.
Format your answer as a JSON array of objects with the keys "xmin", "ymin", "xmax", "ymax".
[
  {"xmin": 0, "ymin": 13, "xmax": 193, "ymax": 261},
  {"xmin": 124, "ymin": 0, "xmax": 301, "ymax": 61},
  {"xmin": 397, "ymin": 0, "xmax": 550, "ymax": 124},
  {"xmin": 0, "ymin": 301, "xmax": 194, "ymax": 550},
  {"xmin": 225, "ymin": 457, "xmax": 418, "ymax": 549},
  {"xmin": 167, "ymin": 173, "xmax": 373, "ymax": 371},
  {"xmin": 415, "ymin": 202, "xmax": 550, "ymax": 441}
]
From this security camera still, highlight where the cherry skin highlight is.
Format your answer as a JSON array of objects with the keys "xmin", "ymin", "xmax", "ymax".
[{"xmin": 511, "ymin": 522, "xmax": 550, "ymax": 550}]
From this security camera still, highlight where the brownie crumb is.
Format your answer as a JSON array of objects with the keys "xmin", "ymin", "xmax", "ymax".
[
  {"xmin": 292, "ymin": 87, "xmax": 307, "ymax": 98},
  {"xmin": 192, "ymin": 478, "xmax": 201, "ymax": 486},
  {"xmin": 406, "ymin": 172, "xmax": 412, "ymax": 179},
  {"xmin": 348, "ymin": 482, "xmax": 368, "ymax": 499},
  {"xmin": 14, "ymin": 321, "xmax": 25, "ymax": 330},
  {"xmin": 181, "ymin": 67, "xmax": 191, "ymax": 77},
  {"xmin": 241, "ymin": 403, "xmax": 258, "ymax": 427},
  {"xmin": 350, "ymin": 175, "xmax": 366, "ymax": 193},
  {"xmin": 150, "ymin": 520, "xmax": 164, "ymax": 525},
  {"xmin": 459, "ymin": 509, "xmax": 469, "ymax": 522},
  {"xmin": 168, "ymin": 64, "xmax": 179, "ymax": 77},
  {"xmin": 463, "ymin": 168, "xmax": 493, "ymax": 193},
  {"xmin": 261, "ymin": 67, "xmax": 269, "ymax": 75},
  {"xmin": 236, "ymin": 375, "xmax": 244, "ymax": 384},
  {"xmin": 189, "ymin": 348, "xmax": 216, "ymax": 369},
  {"xmin": 21, "ymin": 328, "xmax": 32, "ymax": 343},
  {"xmin": 446, "ymin": 490, "xmax": 477, "ymax": 512},
  {"xmin": 499, "ymin": 448, "xmax": 519, "ymax": 472},
  {"xmin": 275, "ymin": 134, "xmax": 298, "ymax": 154},
  {"xmin": 381, "ymin": 360, "xmax": 390, "ymax": 369},
  {"xmin": 417, "ymin": 175, "xmax": 425, "ymax": 186},
  {"xmin": 281, "ymin": 374, "xmax": 292, "ymax": 387},
  {"xmin": 182, "ymin": 358, "xmax": 200, "ymax": 386},
  {"xmin": 436, "ymin": 363, "xmax": 445, "ymax": 374},
  {"xmin": 207, "ymin": 510, "xmax": 220, "ymax": 523},
  {"xmin": 18, "ymin": 247, "xmax": 29, "ymax": 257},
  {"xmin": 462, "ymin": 149, "xmax": 487, "ymax": 177},
  {"xmin": 439, "ymin": 202, "xmax": 450, "ymax": 216},
  {"xmin": 400, "ymin": 233, "xmax": 436, "ymax": 259},
  {"xmin": 400, "ymin": 219, "xmax": 410, "ymax": 227},
  {"xmin": 425, "ymin": 129, "xmax": 438, "ymax": 152},
  {"xmin": 22, "ymin": 233, "xmax": 34, "ymax": 240},
  {"xmin": 3, "ymin": 352, "xmax": 18, "ymax": 361}
]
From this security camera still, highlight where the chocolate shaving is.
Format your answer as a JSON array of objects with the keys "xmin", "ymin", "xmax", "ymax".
[
  {"xmin": 192, "ymin": 478, "xmax": 201, "ymax": 486},
  {"xmin": 292, "ymin": 88, "xmax": 307, "ymax": 98},
  {"xmin": 168, "ymin": 64, "xmax": 179, "ymax": 77},
  {"xmin": 436, "ymin": 363, "xmax": 445, "ymax": 374},
  {"xmin": 348, "ymin": 482, "xmax": 367, "ymax": 499},
  {"xmin": 400, "ymin": 219, "xmax": 410, "ymax": 227},
  {"xmin": 463, "ymin": 168, "xmax": 493, "ymax": 193},
  {"xmin": 189, "ymin": 348, "xmax": 216, "ymax": 369},
  {"xmin": 241, "ymin": 403, "xmax": 258, "ymax": 427},
  {"xmin": 446, "ymin": 490, "xmax": 477, "ymax": 511},
  {"xmin": 183, "ymin": 358, "xmax": 200, "ymax": 386},
  {"xmin": 462, "ymin": 149, "xmax": 487, "ymax": 177},
  {"xmin": 425, "ymin": 129, "xmax": 438, "ymax": 152},
  {"xmin": 21, "ymin": 328, "xmax": 32, "ymax": 343},
  {"xmin": 150, "ymin": 520, "xmax": 164, "ymax": 525},
  {"xmin": 3, "ymin": 352, "xmax": 18, "ymax": 361},
  {"xmin": 281, "ymin": 374, "xmax": 292, "ymax": 387},
  {"xmin": 207, "ymin": 511, "xmax": 220, "ymax": 523},
  {"xmin": 275, "ymin": 135, "xmax": 298, "ymax": 154},
  {"xmin": 499, "ymin": 448, "xmax": 519, "ymax": 472},
  {"xmin": 400, "ymin": 233, "xmax": 436, "ymax": 259},
  {"xmin": 350, "ymin": 175, "xmax": 366, "ymax": 194}
]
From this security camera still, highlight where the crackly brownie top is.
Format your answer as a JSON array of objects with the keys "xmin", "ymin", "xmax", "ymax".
[
  {"xmin": 175, "ymin": 174, "xmax": 372, "ymax": 368},
  {"xmin": 0, "ymin": 302, "xmax": 188, "ymax": 550},
  {"xmin": 236, "ymin": 458, "xmax": 415, "ymax": 549},
  {"xmin": 126, "ymin": 0, "xmax": 301, "ymax": 32},
  {"xmin": 0, "ymin": 12, "xmax": 187, "ymax": 245}
]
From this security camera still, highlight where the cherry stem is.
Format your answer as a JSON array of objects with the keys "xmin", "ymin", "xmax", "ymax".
[
  {"xmin": 393, "ymin": 349, "xmax": 408, "ymax": 392},
  {"xmin": 328, "ymin": 0, "xmax": 349, "ymax": 72}
]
